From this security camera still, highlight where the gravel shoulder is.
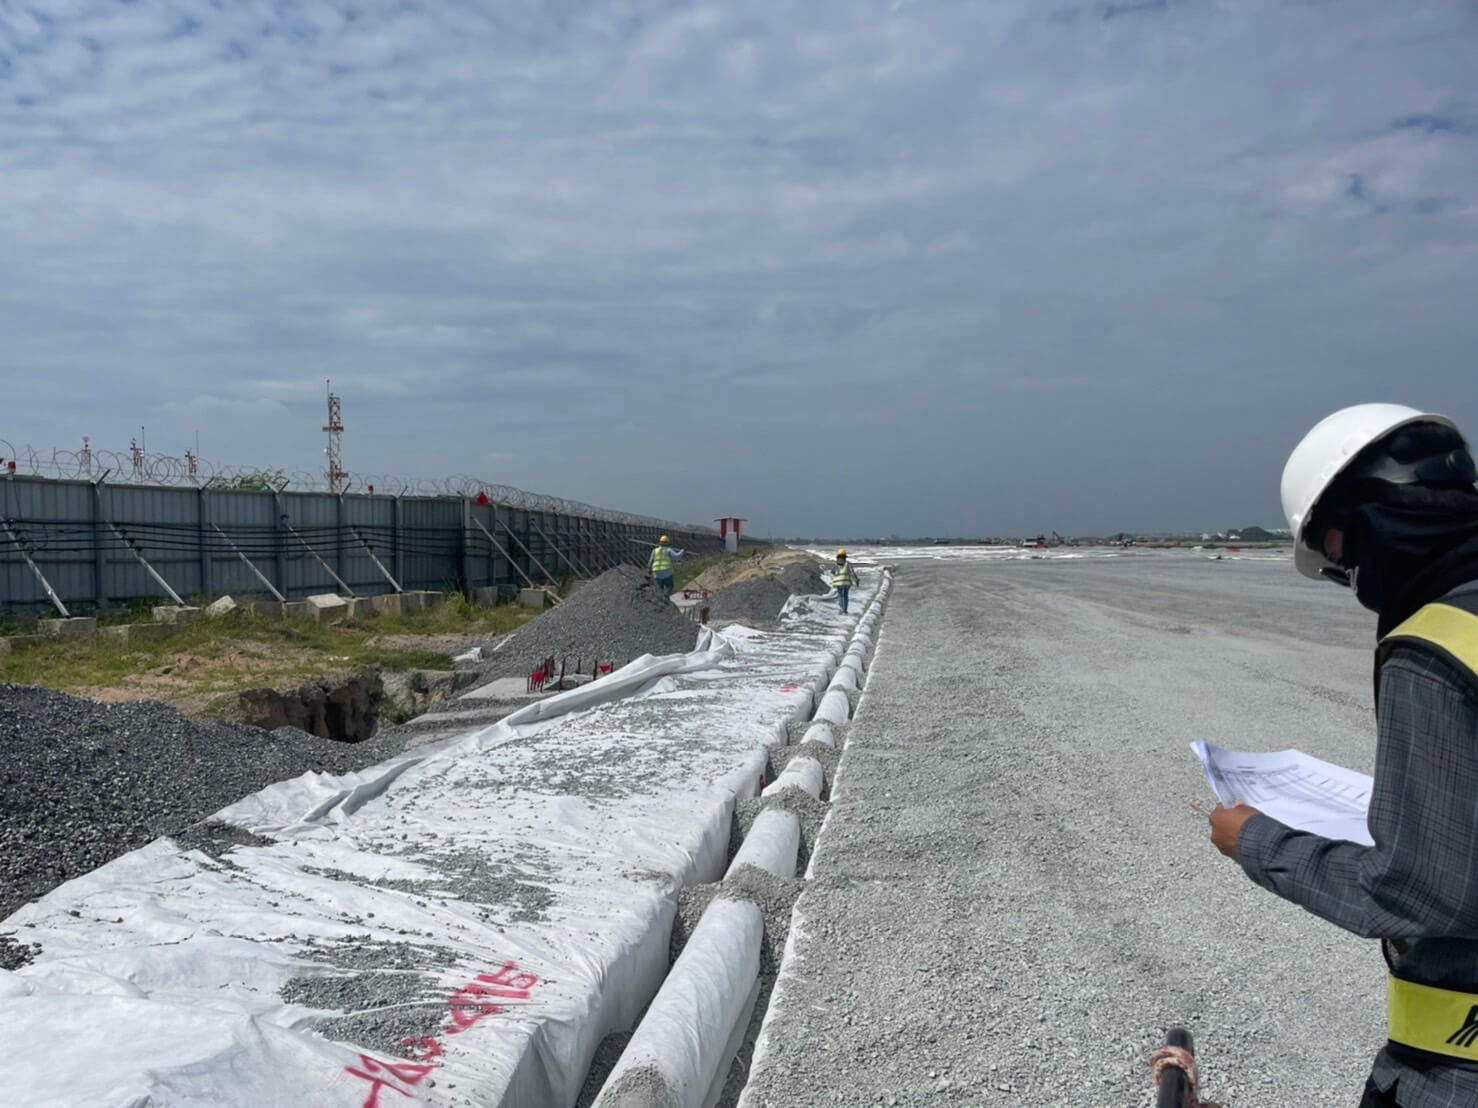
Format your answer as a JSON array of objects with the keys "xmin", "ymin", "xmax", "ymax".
[{"xmin": 741, "ymin": 555, "xmax": 1385, "ymax": 1107}]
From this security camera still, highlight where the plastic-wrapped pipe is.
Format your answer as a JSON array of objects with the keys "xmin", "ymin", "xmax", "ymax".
[
  {"xmin": 814, "ymin": 688, "xmax": 851, "ymax": 726},
  {"xmin": 762, "ymin": 756, "xmax": 823, "ymax": 800},
  {"xmin": 801, "ymin": 720, "xmax": 836, "ymax": 748},
  {"xmin": 728, "ymin": 808, "xmax": 801, "ymax": 880},
  {"xmin": 593, "ymin": 898, "xmax": 764, "ymax": 1108},
  {"xmin": 837, "ymin": 655, "xmax": 864, "ymax": 681},
  {"xmin": 827, "ymin": 667, "xmax": 858, "ymax": 693}
]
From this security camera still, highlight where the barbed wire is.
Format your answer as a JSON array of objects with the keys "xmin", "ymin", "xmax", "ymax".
[{"xmin": 0, "ymin": 436, "xmax": 713, "ymax": 534}]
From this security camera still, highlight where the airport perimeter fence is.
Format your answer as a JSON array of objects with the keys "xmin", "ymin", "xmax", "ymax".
[{"xmin": 0, "ymin": 473, "xmax": 737, "ymax": 617}]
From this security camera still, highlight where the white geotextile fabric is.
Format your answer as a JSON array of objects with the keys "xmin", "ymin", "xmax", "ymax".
[
  {"xmin": 761, "ymin": 757, "xmax": 824, "ymax": 801},
  {"xmin": 729, "ymin": 809, "xmax": 801, "ymax": 881},
  {"xmin": 0, "ymin": 581, "xmax": 880, "ymax": 1108},
  {"xmin": 592, "ymin": 898, "xmax": 764, "ymax": 1108}
]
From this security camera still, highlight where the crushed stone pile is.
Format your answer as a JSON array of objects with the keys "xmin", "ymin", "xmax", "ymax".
[
  {"xmin": 707, "ymin": 577, "xmax": 795, "ymax": 627},
  {"xmin": 776, "ymin": 561, "xmax": 828, "ymax": 595},
  {"xmin": 475, "ymin": 565, "xmax": 700, "ymax": 678},
  {"xmin": 706, "ymin": 561, "xmax": 828, "ymax": 627},
  {"xmin": 0, "ymin": 685, "xmax": 412, "ymax": 926}
]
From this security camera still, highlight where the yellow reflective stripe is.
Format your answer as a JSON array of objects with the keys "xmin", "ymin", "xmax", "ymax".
[
  {"xmin": 1382, "ymin": 603, "xmax": 1478, "ymax": 677},
  {"xmin": 1389, "ymin": 975, "xmax": 1478, "ymax": 1061}
]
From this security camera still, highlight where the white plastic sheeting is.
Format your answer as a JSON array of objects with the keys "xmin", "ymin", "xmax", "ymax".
[
  {"xmin": 0, "ymin": 581, "xmax": 881, "ymax": 1108},
  {"xmin": 814, "ymin": 688, "xmax": 853, "ymax": 726},
  {"xmin": 827, "ymin": 666, "xmax": 859, "ymax": 693},
  {"xmin": 592, "ymin": 898, "xmax": 764, "ymax": 1108},
  {"xmin": 729, "ymin": 810, "xmax": 802, "ymax": 881},
  {"xmin": 762, "ymin": 757, "xmax": 824, "ymax": 801},
  {"xmin": 800, "ymin": 720, "xmax": 837, "ymax": 748}
]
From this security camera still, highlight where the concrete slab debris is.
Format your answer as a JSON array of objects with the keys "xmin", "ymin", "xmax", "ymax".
[{"xmin": 205, "ymin": 596, "xmax": 238, "ymax": 619}]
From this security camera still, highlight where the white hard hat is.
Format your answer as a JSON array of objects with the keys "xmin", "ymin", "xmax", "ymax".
[{"xmin": 1281, "ymin": 403, "xmax": 1458, "ymax": 579}]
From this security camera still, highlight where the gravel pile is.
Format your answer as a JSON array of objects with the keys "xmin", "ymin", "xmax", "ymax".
[
  {"xmin": 0, "ymin": 685, "xmax": 415, "ymax": 924},
  {"xmin": 707, "ymin": 577, "xmax": 794, "ymax": 626},
  {"xmin": 474, "ymin": 565, "xmax": 699, "ymax": 678},
  {"xmin": 776, "ymin": 562, "xmax": 828, "ymax": 596}
]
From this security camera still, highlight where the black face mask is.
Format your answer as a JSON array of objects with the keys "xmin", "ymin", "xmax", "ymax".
[{"xmin": 1327, "ymin": 484, "xmax": 1478, "ymax": 626}]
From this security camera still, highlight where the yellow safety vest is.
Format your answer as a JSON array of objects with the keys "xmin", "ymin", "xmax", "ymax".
[
  {"xmin": 832, "ymin": 564, "xmax": 852, "ymax": 588},
  {"xmin": 651, "ymin": 546, "xmax": 673, "ymax": 574},
  {"xmin": 1376, "ymin": 588, "xmax": 1478, "ymax": 1062}
]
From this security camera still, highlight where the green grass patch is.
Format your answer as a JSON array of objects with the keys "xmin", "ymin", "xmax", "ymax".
[{"xmin": 0, "ymin": 596, "xmax": 541, "ymax": 701}]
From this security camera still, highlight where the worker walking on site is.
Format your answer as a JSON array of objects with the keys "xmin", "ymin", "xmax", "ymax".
[
  {"xmin": 648, "ymin": 535, "xmax": 685, "ymax": 598},
  {"xmin": 1206, "ymin": 404, "xmax": 1478, "ymax": 1108},
  {"xmin": 832, "ymin": 549, "xmax": 859, "ymax": 613}
]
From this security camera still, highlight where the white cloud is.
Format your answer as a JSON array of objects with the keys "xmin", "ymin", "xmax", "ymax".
[{"xmin": 0, "ymin": 0, "xmax": 1476, "ymax": 534}]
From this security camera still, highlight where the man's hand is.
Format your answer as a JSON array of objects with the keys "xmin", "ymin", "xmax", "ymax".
[{"xmin": 1208, "ymin": 803, "xmax": 1261, "ymax": 860}]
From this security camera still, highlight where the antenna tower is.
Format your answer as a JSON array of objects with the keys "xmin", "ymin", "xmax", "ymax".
[{"xmin": 323, "ymin": 380, "xmax": 348, "ymax": 493}]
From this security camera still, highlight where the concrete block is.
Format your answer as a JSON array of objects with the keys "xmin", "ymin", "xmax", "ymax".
[
  {"xmin": 371, "ymin": 594, "xmax": 403, "ymax": 617},
  {"xmin": 519, "ymin": 588, "xmax": 550, "ymax": 610},
  {"xmin": 5, "ymin": 635, "xmax": 43, "ymax": 652},
  {"xmin": 419, "ymin": 591, "xmax": 445, "ymax": 612},
  {"xmin": 99, "ymin": 625, "xmax": 131, "ymax": 643},
  {"xmin": 305, "ymin": 593, "xmax": 350, "ymax": 624},
  {"xmin": 346, "ymin": 598, "xmax": 376, "ymax": 621},
  {"xmin": 0, "ymin": 637, "xmax": 11, "ymax": 656},
  {"xmin": 401, "ymin": 592, "xmax": 426, "ymax": 615},
  {"xmin": 40, "ymin": 617, "xmax": 98, "ymax": 637},
  {"xmin": 206, "ymin": 596, "xmax": 238, "ymax": 619},
  {"xmin": 246, "ymin": 601, "xmax": 284, "ymax": 620},
  {"xmin": 280, "ymin": 601, "xmax": 310, "ymax": 621},
  {"xmin": 152, "ymin": 606, "xmax": 202, "ymax": 625}
]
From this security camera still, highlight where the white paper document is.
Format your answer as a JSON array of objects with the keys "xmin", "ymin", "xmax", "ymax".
[{"xmin": 1190, "ymin": 742, "xmax": 1375, "ymax": 846}]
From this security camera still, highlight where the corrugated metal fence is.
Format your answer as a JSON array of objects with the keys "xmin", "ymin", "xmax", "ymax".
[{"xmin": 0, "ymin": 475, "xmax": 730, "ymax": 615}]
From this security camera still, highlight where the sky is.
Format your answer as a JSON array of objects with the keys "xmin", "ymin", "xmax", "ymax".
[{"xmin": 2, "ymin": 0, "xmax": 1476, "ymax": 538}]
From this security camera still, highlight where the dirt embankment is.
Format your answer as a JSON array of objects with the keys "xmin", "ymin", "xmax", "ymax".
[{"xmin": 688, "ymin": 547, "xmax": 825, "ymax": 593}]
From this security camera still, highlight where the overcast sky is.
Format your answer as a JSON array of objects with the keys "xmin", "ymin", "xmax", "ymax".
[{"xmin": 2, "ymin": 0, "xmax": 1475, "ymax": 538}]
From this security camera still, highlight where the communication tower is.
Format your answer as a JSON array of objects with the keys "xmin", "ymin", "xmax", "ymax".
[{"xmin": 323, "ymin": 380, "xmax": 348, "ymax": 493}]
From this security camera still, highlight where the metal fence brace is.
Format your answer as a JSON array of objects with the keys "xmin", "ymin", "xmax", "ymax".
[
  {"xmin": 530, "ymin": 517, "xmax": 595, "ymax": 580},
  {"xmin": 105, "ymin": 520, "xmax": 186, "ymax": 606},
  {"xmin": 349, "ymin": 526, "xmax": 403, "ymax": 593},
  {"xmin": 472, "ymin": 517, "xmax": 543, "ymax": 594},
  {"xmin": 283, "ymin": 520, "xmax": 356, "ymax": 597},
  {"xmin": 211, "ymin": 524, "xmax": 286, "ymax": 603},
  {"xmin": 495, "ymin": 516, "xmax": 562, "ymax": 594},
  {"xmin": 1, "ymin": 517, "xmax": 70, "ymax": 617}
]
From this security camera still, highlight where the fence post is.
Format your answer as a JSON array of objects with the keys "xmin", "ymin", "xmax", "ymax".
[
  {"xmin": 393, "ymin": 494, "xmax": 404, "ymax": 595},
  {"xmin": 198, "ymin": 486, "xmax": 212, "ymax": 600},
  {"xmin": 458, "ymin": 496, "xmax": 471, "ymax": 600},
  {"xmin": 92, "ymin": 478, "xmax": 109, "ymax": 611},
  {"xmin": 273, "ymin": 488, "xmax": 288, "ymax": 601},
  {"xmin": 335, "ymin": 491, "xmax": 346, "ymax": 588}
]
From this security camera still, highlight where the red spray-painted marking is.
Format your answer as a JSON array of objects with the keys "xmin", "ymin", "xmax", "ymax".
[
  {"xmin": 345, "ymin": 963, "xmax": 540, "ymax": 1106},
  {"xmin": 345, "ymin": 1054, "xmax": 438, "ymax": 1108},
  {"xmin": 446, "ymin": 963, "xmax": 539, "ymax": 1035}
]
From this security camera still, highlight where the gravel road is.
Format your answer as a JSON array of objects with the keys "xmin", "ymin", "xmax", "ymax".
[{"xmin": 741, "ymin": 552, "xmax": 1386, "ymax": 1107}]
